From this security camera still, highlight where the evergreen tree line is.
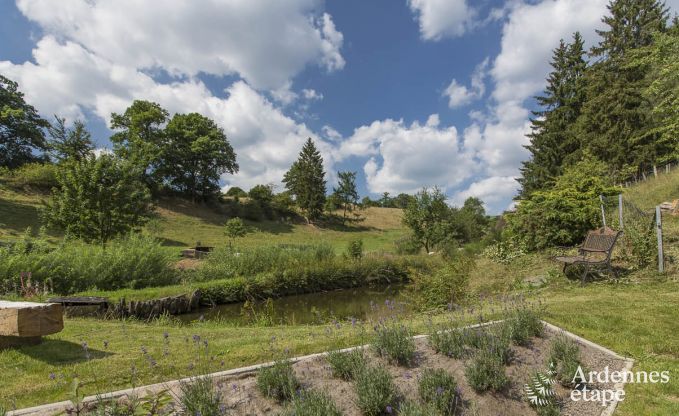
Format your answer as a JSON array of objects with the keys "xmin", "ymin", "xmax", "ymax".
[{"xmin": 519, "ymin": 0, "xmax": 679, "ymax": 197}]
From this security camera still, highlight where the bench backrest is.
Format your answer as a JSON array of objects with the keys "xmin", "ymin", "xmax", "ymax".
[{"xmin": 581, "ymin": 227, "xmax": 621, "ymax": 257}]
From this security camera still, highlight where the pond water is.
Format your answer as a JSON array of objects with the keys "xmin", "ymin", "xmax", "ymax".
[{"xmin": 179, "ymin": 284, "xmax": 410, "ymax": 325}]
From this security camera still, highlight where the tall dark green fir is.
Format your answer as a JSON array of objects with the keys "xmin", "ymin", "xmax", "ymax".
[{"xmin": 283, "ymin": 138, "xmax": 327, "ymax": 222}]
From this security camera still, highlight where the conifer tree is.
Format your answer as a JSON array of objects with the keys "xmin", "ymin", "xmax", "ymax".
[
  {"xmin": 283, "ymin": 138, "xmax": 326, "ymax": 223},
  {"xmin": 48, "ymin": 116, "xmax": 94, "ymax": 162},
  {"xmin": 519, "ymin": 33, "xmax": 587, "ymax": 196}
]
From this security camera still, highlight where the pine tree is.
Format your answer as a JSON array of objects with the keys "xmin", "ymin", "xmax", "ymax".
[
  {"xmin": 48, "ymin": 116, "xmax": 94, "ymax": 162},
  {"xmin": 577, "ymin": 0, "xmax": 669, "ymax": 179},
  {"xmin": 283, "ymin": 138, "xmax": 326, "ymax": 223},
  {"xmin": 518, "ymin": 33, "xmax": 587, "ymax": 196}
]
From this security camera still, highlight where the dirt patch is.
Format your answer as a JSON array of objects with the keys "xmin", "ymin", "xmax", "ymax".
[
  {"xmin": 211, "ymin": 326, "xmax": 626, "ymax": 415},
  {"xmin": 175, "ymin": 258, "xmax": 203, "ymax": 270}
]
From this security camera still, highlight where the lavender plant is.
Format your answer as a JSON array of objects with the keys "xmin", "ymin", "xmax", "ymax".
[{"xmin": 418, "ymin": 368, "xmax": 461, "ymax": 416}]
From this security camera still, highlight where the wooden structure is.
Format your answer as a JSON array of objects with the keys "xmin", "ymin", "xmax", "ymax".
[
  {"xmin": 553, "ymin": 227, "xmax": 622, "ymax": 284},
  {"xmin": 0, "ymin": 301, "xmax": 64, "ymax": 347},
  {"xmin": 181, "ymin": 246, "xmax": 214, "ymax": 259}
]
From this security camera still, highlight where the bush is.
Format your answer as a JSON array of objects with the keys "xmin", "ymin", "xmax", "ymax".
[
  {"xmin": 346, "ymin": 239, "xmax": 363, "ymax": 260},
  {"xmin": 326, "ymin": 349, "xmax": 367, "ymax": 380},
  {"xmin": 0, "ymin": 233, "xmax": 176, "ymax": 294},
  {"xmin": 1, "ymin": 162, "xmax": 58, "ymax": 190},
  {"xmin": 394, "ymin": 234, "xmax": 421, "ymax": 255},
  {"xmin": 506, "ymin": 156, "xmax": 619, "ymax": 250},
  {"xmin": 354, "ymin": 366, "xmax": 397, "ymax": 416},
  {"xmin": 373, "ymin": 321, "xmax": 416, "ymax": 366},
  {"xmin": 418, "ymin": 368, "xmax": 460, "ymax": 416},
  {"xmin": 481, "ymin": 238, "xmax": 527, "ymax": 264},
  {"xmin": 548, "ymin": 334, "xmax": 584, "ymax": 387},
  {"xmin": 407, "ymin": 256, "xmax": 473, "ymax": 311},
  {"xmin": 178, "ymin": 377, "xmax": 223, "ymax": 416},
  {"xmin": 502, "ymin": 308, "xmax": 544, "ymax": 346},
  {"xmin": 429, "ymin": 328, "xmax": 467, "ymax": 359},
  {"xmin": 282, "ymin": 389, "xmax": 341, "ymax": 416},
  {"xmin": 465, "ymin": 348, "xmax": 508, "ymax": 393},
  {"xmin": 257, "ymin": 360, "xmax": 300, "ymax": 402}
]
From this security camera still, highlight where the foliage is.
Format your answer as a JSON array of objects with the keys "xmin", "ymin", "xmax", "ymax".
[
  {"xmin": 394, "ymin": 234, "xmax": 421, "ymax": 255},
  {"xmin": 43, "ymin": 154, "xmax": 153, "ymax": 245},
  {"xmin": 402, "ymin": 187, "xmax": 456, "ymax": 253},
  {"xmin": 372, "ymin": 320, "xmax": 416, "ymax": 366},
  {"xmin": 524, "ymin": 365, "xmax": 560, "ymax": 416},
  {"xmin": 519, "ymin": 33, "xmax": 587, "ymax": 197},
  {"xmin": 464, "ymin": 346, "xmax": 509, "ymax": 393},
  {"xmin": 326, "ymin": 349, "xmax": 367, "ymax": 380},
  {"xmin": 507, "ymin": 156, "xmax": 619, "ymax": 250},
  {"xmin": 257, "ymin": 359, "xmax": 300, "ymax": 402},
  {"xmin": 418, "ymin": 368, "xmax": 460, "ymax": 416},
  {"xmin": 454, "ymin": 197, "xmax": 488, "ymax": 244},
  {"xmin": 548, "ymin": 334, "xmax": 585, "ymax": 387},
  {"xmin": 0, "ymin": 75, "xmax": 49, "ymax": 169},
  {"xmin": 282, "ymin": 389, "xmax": 341, "ymax": 416},
  {"xmin": 346, "ymin": 238, "xmax": 363, "ymax": 260},
  {"xmin": 0, "ymin": 232, "xmax": 176, "ymax": 294},
  {"xmin": 159, "ymin": 112, "xmax": 238, "ymax": 201},
  {"xmin": 332, "ymin": 171, "xmax": 359, "ymax": 224},
  {"xmin": 178, "ymin": 377, "xmax": 223, "ymax": 416},
  {"xmin": 0, "ymin": 162, "xmax": 58, "ymax": 191},
  {"xmin": 481, "ymin": 238, "xmax": 527, "ymax": 264},
  {"xmin": 223, "ymin": 217, "xmax": 249, "ymax": 247},
  {"xmin": 224, "ymin": 186, "xmax": 247, "ymax": 198},
  {"xmin": 47, "ymin": 116, "xmax": 94, "ymax": 162},
  {"xmin": 407, "ymin": 256, "xmax": 473, "ymax": 311},
  {"xmin": 502, "ymin": 307, "xmax": 544, "ymax": 346},
  {"xmin": 283, "ymin": 138, "xmax": 326, "ymax": 222},
  {"xmin": 429, "ymin": 328, "xmax": 467, "ymax": 359},
  {"xmin": 354, "ymin": 366, "xmax": 397, "ymax": 416}
]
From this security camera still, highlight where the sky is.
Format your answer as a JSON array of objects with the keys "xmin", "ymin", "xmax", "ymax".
[{"xmin": 1, "ymin": 0, "xmax": 678, "ymax": 214}]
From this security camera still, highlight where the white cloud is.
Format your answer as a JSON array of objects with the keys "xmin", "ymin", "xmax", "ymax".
[
  {"xmin": 450, "ymin": 176, "xmax": 519, "ymax": 213},
  {"xmin": 443, "ymin": 58, "xmax": 488, "ymax": 108},
  {"xmin": 302, "ymin": 88, "xmax": 323, "ymax": 101},
  {"xmin": 336, "ymin": 115, "xmax": 476, "ymax": 195},
  {"xmin": 407, "ymin": 0, "xmax": 476, "ymax": 40},
  {"xmin": 15, "ymin": 0, "xmax": 344, "ymax": 90}
]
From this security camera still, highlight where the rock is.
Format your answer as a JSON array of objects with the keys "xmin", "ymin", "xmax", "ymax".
[{"xmin": 0, "ymin": 301, "xmax": 64, "ymax": 347}]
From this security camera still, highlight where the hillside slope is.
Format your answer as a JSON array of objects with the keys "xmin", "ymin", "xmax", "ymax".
[{"xmin": 0, "ymin": 185, "xmax": 406, "ymax": 252}]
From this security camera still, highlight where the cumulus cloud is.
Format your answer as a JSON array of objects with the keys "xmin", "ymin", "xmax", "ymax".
[
  {"xmin": 335, "ymin": 115, "xmax": 477, "ymax": 195},
  {"xmin": 450, "ymin": 176, "xmax": 519, "ymax": 213},
  {"xmin": 407, "ymin": 0, "xmax": 476, "ymax": 40},
  {"xmin": 15, "ymin": 0, "xmax": 344, "ymax": 90},
  {"xmin": 443, "ymin": 58, "xmax": 489, "ymax": 108}
]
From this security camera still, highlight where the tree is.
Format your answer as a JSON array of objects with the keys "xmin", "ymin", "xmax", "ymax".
[
  {"xmin": 380, "ymin": 192, "xmax": 393, "ymax": 208},
  {"xmin": 332, "ymin": 171, "xmax": 359, "ymax": 224},
  {"xmin": 224, "ymin": 217, "xmax": 249, "ymax": 249},
  {"xmin": 456, "ymin": 197, "xmax": 488, "ymax": 243},
  {"xmin": 159, "ymin": 113, "xmax": 238, "ymax": 201},
  {"xmin": 519, "ymin": 33, "xmax": 588, "ymax": 196},
  {"xmin": 577, "ymin": 0, "xmax": 669, "ymax": 178},
  {"xmin": 47, "ymin": 116, "xmax": 94, "ymax": 162},
  {"xmin": 392, "ymin": 193, "xmax": 415, "ymax": 209},
  {"xmin": 225, "ymin": 186, "xmax": 247, "ymax": 198},
  {"xmin": 110, "ymin": 100, "xmax": 169, "ymax": 187},
  {"xmin": 43, "ymin": 155, "xmax": 153, "ymax": 246},
  {"xmin": 0, "ymin": 75, "xmax": 49, "ymax": 168},
  {"xmin": 402, "ymin": 187, "xmax": 455, "ymax": 253},
  {"xmin": 248, "ymin": 184, "xmax": 274, "ymax": 204},
  {"xmin": 283, "ymin": 138, "xmax": 326, "ymax": 222}
]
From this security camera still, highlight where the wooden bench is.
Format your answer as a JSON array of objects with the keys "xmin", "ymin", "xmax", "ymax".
[
  {"xmin": 0, "ymin": 301, "xmax": 64, "ymax": 348},
  {"xmin": 553, "ymin": 227, "xmax": 622, "ymax": 284}
]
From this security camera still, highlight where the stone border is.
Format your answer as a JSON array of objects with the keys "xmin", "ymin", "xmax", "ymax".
[{"xmin": 8, "ymin": 320, "xmax": 634, "ymax": 416}]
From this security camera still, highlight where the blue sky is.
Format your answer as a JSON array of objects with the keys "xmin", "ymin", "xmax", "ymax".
[{"xmin": 1, "ymin": 0, "xmax": 677, "ymax": 213}]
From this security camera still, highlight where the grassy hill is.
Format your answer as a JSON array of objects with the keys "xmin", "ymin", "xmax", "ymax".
[{"xmin": 0, "ymin": 183, "xmax": 407, "ymax": 253}]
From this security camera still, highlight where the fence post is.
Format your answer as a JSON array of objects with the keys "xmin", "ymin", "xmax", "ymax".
[
  {"xmin": 600, "ymin": 195, "xmax": 606, "ymax": 228},
  {"xmin": 666, "ymin": 164, "xmax": 670, "ymax": 174},
  {"xmin": 656, "ymin": 206, "xmax": 664, "ymax": 273},
  {"xmin": 653, "ymin": 165, "xmax": 658, "ymax": 178},
  {"xmin": 618, "ymin": 194, "xmax": 623, "ymax": 229}
]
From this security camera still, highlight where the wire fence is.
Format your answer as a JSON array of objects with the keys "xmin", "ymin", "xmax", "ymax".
[{"xmin": 618, "ymin": 160, "xmax": 678, "ymax": 188}]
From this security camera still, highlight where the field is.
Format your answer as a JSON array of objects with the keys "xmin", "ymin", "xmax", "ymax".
[{"xmin": 0, "ymin": 170, "xmax": 678, "ymax": 414}]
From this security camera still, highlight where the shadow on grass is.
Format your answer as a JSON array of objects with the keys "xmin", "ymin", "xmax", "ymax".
[
  {"xmin": 15, "ymin": 339, "xmax": 113, "ymax": 365},
  {"xmin": 158, "ymin": 237, "xmax": 187, "ymax": 247},
  {"xmin": 248, "ymin": 220, "xmax": 295, "ymax": 235},
  {"xmin": 0, "ymin": 197, "xmax": 44, "ymax": 236}
]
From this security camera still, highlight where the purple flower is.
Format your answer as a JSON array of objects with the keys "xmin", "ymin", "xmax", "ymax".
[
  {"xmin": 192, "ymin": 334, "xmax": 201, "ymax": 343},
  {"xmin": 386, "ymin": 405, "xmax": 393, "ymax": 414},
  {"xmin": 403, "ymin": 372, "xmax": 412, "ymax": 379},
  {"xmin": 49, "ymin": 372, "xmax": 56, "ymax": 380},
  {"xmin": 232, "ymin": 383, "xmax": 238, "ymax": 392},
  {"xmin": 163, "ymin": 332, "xmax": 169, "ymax": 340},
  {"xmin": 455, "ymin": 386, "xmax": 462, "ymax": 396},
  {"xmin": 351, "ymin": 317, "xmax": 357, "ymax": 326},
  {"xmin": 436, "ymin": 386, "xmax": 444, "ymax": 396}
]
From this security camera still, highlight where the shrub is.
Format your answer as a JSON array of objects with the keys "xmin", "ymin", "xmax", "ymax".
[
  {"xmin": 0, "ymin": 233, "xmax": 176, "ymax": 294},
  {"xmin": 548, "ymin": 334, "xmax": 584, "ymax": 387},
  {"xmin": 256, "ymin": 360, "xmax": 300, "ymax": 402},
  {"xmin": 394, "ymin": 234, "xmax": 421, "ymax": 255},
  {"xmin": 502, "ymin": 308, "xmax": 544, "ymax": 346},
  {"xmin": 473, "ymin": 329, "xmax": 512, "ymax": 365},
  {"xmin": 429, "ymin": 328, "xmax": 467, "ymax": 359},
  {"xmin": 481, "ymin": 238, "xmax": 527, "ymax": 264},
  {"xmin": 2, "ymin": 162, "xmax": 58, "ymax": 190},
  {"xmin": 326, "ymin": 349, "xmax": 367, "ymax": 380},
  {"xmin": 373, "ymin": 321, "xmax": 416, "ymax": 366},
  {"xmin": 407, "ymin": 256, "xmax": 473, "ymax": 311},
  {"xmin": 347, "ymin": 239, "xmax": 363, "ymax": 260},
  {"xmin": 465, "ymin": 348, "xmax": 508, "ymax": 393},
  {"xmin": 178, "ymin": 377, "xmax": 223, "ymax": 416},
  {"xmin": 418, "ymin": 368, "xmax": 460, "ymax": 416},
  {"xmin": 354, "ymin": 366, "xmax": 397, "ymax": 416},
  {"xmin": 282, "ymin": 389, "xmax": 341, "ymax": 416}
]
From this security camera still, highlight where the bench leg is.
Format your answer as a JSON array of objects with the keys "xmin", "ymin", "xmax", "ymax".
[
  {"xmin": 580, "ymin": 263, "xmax": 590, "ymax": 286},
  {"xmin": 608, "ymin": 262, "xmax": 617, "ymax": 279}
]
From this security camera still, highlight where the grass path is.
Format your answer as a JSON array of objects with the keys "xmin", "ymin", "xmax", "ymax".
[{"xmin": 2, "ymin": 281, "xmax": 677, "ymax": 415}]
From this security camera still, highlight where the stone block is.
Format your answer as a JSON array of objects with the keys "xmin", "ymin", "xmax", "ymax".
[{"xmin": 0, "ymin": 301, "xmax": 64, "ymax": 337}]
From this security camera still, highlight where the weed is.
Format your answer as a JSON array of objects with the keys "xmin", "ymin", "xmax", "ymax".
[
  {"xmin": 373, "ymin": 321, "xmax": 416, "ymax": 366},
  {"xmin": 354, "ymin": 366, "xmax": 398, "ymax": 416},
  {"xmin": 407, "ymin": 257, "xmax": 473, "ymax": 311},
  {"xmin": 326, "ymin": 349, "xmax": 367, "ymax": 380},
  {"xmin": 465, "ymin": 347, "xmax": 508, "ymax": 393},
  {"xmin": 548, "ymin": 334, "xmax": 585, "ymax": 387},
  {"xmin": 256, "ymin": 360, "xmax": 300, "ymax": 402},
  {"xmin": 418, "ymin": 368, "xmax": 461, "ymax": 416},
  {"xmin": 178, "ymin": 377, "xmax": 224, "ymax": 416},
  {"xmin": 347, "ymin": 239, "xmax": 364, "ymax": 260},
  {"xmin": 282, "ymin": 389, "xmax": 342, "ymax": 416}
]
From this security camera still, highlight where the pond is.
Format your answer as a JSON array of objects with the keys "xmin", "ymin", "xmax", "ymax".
[{"xmin": 179, "ymin": 284, "xmax": 410, "ymax": 325}]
